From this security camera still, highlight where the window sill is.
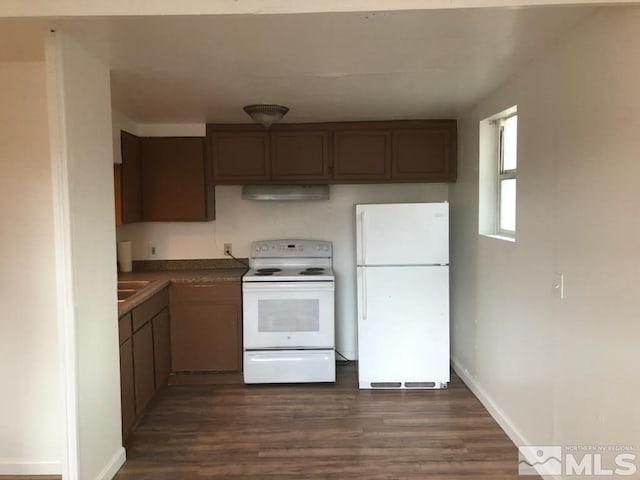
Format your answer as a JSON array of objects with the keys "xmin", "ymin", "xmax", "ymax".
[{"xmin": 481, "ymin": 233, "xmax": 515, "ymax": 243}]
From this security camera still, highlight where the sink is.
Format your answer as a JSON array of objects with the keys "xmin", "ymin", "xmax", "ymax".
[
  {"xmin": 118, "ymin": 289, "xmax": 137, "ymax": 299},
  {"xmin": 118, "ymin": 280, "xmax": 152, "ymax": 289},
  {"xmin": 117, "ymin": 289, "xmax": 138, "ymax": 303},
  {"xmin": 117, "ymin": 280, "xmax": 152, "ymax": 303}
]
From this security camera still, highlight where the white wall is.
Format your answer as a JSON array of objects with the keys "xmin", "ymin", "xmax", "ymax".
[
  {"xmin": 449, "ymin": 4, "xmax": 640, "ymax": 467},
  {"xmin": 49, "ymin": 32, "xmax": 125, "ymax": 479},
  {"xmin": 118, "ymin": 183, "xmax": 448, "ymax": 359},
  {"xmin": 0, "ymin": 62, "xmax": 61, "ymax": 475}
]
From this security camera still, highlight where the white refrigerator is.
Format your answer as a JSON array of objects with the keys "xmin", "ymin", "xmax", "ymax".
[{"xmin": 356, "ymin": 202, "xmax": 450, "ymax": 389}]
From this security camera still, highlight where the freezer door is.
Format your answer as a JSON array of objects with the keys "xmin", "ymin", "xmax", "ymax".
[
  {"xmin": 357, "ymin": 265, "xmax": 450, "ymax": 388},
  {"xmin": 356, "ymin": 203, "xmax": 448, "ymax": 266}
]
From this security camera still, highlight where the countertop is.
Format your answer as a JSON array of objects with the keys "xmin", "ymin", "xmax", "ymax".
[{"xmin": 117, "ymin": 267, "xmax": 246, "ymax": 317}]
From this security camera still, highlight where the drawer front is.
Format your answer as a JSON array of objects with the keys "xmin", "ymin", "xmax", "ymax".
[
  {"xmin": 118, "ymin": 312, "xmax": 133, "ymax": 345},
  {"xmin": 132, "ymin": 288, "xmax": 169, "ymax": 331},
  {"xmin": 170, "ymin": 283, "xmax": 240, "ymax": 304}
]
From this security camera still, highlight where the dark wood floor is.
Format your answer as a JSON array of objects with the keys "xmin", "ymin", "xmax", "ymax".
[{"xmin": 114, "ymin": 363, "xmax": 534, "ymax": 479}]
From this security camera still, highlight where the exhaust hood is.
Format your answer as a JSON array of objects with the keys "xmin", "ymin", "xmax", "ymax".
[{"xmin": 242, "ymin": 184, "xmax": 330, "ymax": 201}]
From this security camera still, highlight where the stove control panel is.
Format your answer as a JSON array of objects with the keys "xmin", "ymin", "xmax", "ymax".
[{"xmin": 251, "ymin": 239, "xmax": 332, "ymax": 258}]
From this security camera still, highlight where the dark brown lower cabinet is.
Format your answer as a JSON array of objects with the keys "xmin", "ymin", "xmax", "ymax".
[
  {"xmin": 118, "ymin": 287, "xmax": 170, "ymax": 443},
  {"xmin": 119, "ymin": 337, "xmax": 135, "ymax": 436},
  {"xmin": 171, "ymin": 303, "xmax": 240, "ymax": 372},
  {"xmin": 133, "ymin": 322, "xmax": 155, "ymax": 413},
  {"xmin": 153, "ymin": 309, "xmax": 171, "ymax": 387},
  {"xmin": 170, "ymin": 282, "xmax": 242, "ymax": 383}
]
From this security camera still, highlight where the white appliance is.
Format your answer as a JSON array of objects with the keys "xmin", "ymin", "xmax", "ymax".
[
  {"xmin": 356, "ymin": 202, "xmax": 450, "ymax": 389},
  {"xmin": 242, "ymin": 239, "xmax": 336, "ymax": 384}
]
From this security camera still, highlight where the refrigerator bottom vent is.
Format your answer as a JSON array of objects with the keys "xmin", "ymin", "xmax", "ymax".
[
  {"xmin": 370, "ymin": 382, "xmax": 402, "ymax": 388},
  {"xmin": 405, "ymin": 382, "xmax": 436, "ymax": 388},
  {"xmin": 368, "ymin": 381, "xmax": 448, "ymax": 389}
]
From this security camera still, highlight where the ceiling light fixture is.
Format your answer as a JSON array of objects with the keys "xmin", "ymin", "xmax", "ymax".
[{"xmin": 243, "ymin": 104, "xmax": 289, "ymax": 128}]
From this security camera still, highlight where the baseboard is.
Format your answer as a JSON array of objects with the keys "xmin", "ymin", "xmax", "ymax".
[
  {"xmin": 0, "ymin": 447, "xmax": 124, "ymax": 478},
  {"xmin": 0, "ymin": 460, "xmax": 61, "ymax": 475},
  {"xmin": 451, "ymin": 357, "xmax": 560, "ymax": 480},
  {"xmin": 94, "ymin": 447, "xmax": 126, "ymax": 480}
]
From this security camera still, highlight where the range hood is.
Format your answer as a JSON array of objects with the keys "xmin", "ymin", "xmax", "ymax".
[{"xmin": 242, "ymin": 185, "xmax": 330, "ymax": 201}]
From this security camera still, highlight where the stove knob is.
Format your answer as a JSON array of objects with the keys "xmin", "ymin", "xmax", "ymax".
[
  {"xmin": 323, "ymin": 245, "xmax": 329, "ymax": 252},
  {"xmin": 316, "ymin": 246, "xmax": 321, "ymax": 251},
  {"xmin": 254, "ymin": 245, "xmax": 261, "ymax": 252},
  {"xmin": 261, "ymin": 245, "xmax": 268, "ymax": 252}
]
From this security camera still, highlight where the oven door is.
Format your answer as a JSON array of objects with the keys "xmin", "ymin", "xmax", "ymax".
[{"xmin": 243, "ymin": 281, "xmax": 335, "ymax": 349}]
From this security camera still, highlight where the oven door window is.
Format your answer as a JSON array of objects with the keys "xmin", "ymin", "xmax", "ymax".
[{"xmin": 258, "ymin": 299, "xmax": 320, "ymax": 332}]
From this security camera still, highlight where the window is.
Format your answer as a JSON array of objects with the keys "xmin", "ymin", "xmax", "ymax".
[
  {"xmin": 478, "ymin": 106, "xmax": 517, "ymax": 241},
  {"xmin": 497, "ymin": 114, "xmax": 517, "ymax": 234}
]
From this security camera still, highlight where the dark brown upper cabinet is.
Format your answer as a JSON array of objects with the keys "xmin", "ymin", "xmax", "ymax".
[
  {"xmin": 115, "ymin": 131, "xmax": 143, "ymax": 225},
  {"xmin": 207, "ymin": 125, "xmax": 330, "ymax": 184},
  {"xmin": 333, "ymin": 128, "xmax": 392, "ymax": 182},
  {"xmin": 141, "ymin": 136, "xmax": 215, "ymax": 222},
  {"xmin": 392, "ymin": 121, "xmax": 457, "ymax": 182},
  {"xmin": 206, "ymin": 120, "xmax": 456, "ymax": 185},
  {"xmin": 209, "ymin": 128, "xmax": 270, "ymax": 183},
  {"xmin": 270, "ymin": 129, "xmax": 330, "ymax": 182}
]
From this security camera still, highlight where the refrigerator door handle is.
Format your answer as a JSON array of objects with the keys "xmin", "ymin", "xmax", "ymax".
[
  {"xmin": 362, "ymin": 268, "xmax": 367, "ymax": 320},
  {"xmin": 360, "ymin": 211, "xmax": 367, "ymax": 265}
]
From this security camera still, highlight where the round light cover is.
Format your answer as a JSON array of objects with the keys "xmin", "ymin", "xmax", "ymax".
[{"xmin": 243, "ymin": 104, "xmax": 289, "ymax": 127}]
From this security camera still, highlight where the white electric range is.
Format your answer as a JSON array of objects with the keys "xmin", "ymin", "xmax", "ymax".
[{"xmin": 242, "ymin": 239, "xmax": 336, "ymax": 384}]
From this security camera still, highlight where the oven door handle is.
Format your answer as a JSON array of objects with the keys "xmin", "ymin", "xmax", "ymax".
[{"xmin": 243, "ymin": 281, "xmax": 335, "ymax": 291}]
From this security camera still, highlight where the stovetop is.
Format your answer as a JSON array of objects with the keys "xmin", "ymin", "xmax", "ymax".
[
  {"xmin": 244, "ymin": 239, "xmax": 334, "ymax": 283},
  {"xmin": 243, "ymin": 266, "xmax": 335, "ymax": 282}
]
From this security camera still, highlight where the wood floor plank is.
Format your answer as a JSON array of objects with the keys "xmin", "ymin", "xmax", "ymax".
[{"xmin": 114, "ymin": 363, "xmax": 538, "ymax": 479}]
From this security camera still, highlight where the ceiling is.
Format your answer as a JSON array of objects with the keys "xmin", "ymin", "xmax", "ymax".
[{"xmin": 4, "ymin": 5, "xmax": 600, "ymax": 123}]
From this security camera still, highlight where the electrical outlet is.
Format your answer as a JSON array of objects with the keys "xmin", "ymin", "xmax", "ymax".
[
  {"xmin": 149, "ymin": 243, "xmax": 159, "ymax": 258},
  {"xmin": 224, "ymin": 243, "xmax": 232, "ymax": 256}
]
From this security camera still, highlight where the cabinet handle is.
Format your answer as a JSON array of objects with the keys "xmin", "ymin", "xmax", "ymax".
[
  {"xmin": 361, "ymin": 211, "xmax": 367, "ymax": 265},
  {"xmin": 362, "ymin": 269, "xmax": 367, "ymax": 321}
]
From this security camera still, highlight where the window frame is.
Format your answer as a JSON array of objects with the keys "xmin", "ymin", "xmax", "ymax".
[{"xmin": 496, "ymin": 113, "xmax": 517, "ymax": 237}]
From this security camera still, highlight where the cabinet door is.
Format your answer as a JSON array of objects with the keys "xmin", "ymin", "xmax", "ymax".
[
  {"xmin": 270, "ymin": 130, "xmax": 330, "ymax": 181},
  {"xmin": 133, "ymin": 322, "xmax": 155, "ymax": 413},
  {"xmin": 141, "ymin": 137, "xmax": 215, "ymax": 221},
  {"xmin": 209, "ymin": 130, "xmax": 269, "ymax": 183},
  {"xmin": 152, "ymin": 308, "xmax": 171, "ymax": 388},
  {"xmin": 132, "ymin": 288, "xmax": 169, "ymax": 332},
  {"xmin": 171, "ymin": 303, "xmax": 241, "ymax": 372},
  {"xmin": 392, "ymin": 122, "xmax": 456, "ymax": 181},
  {"xmin": 118, "ymin": 130, "xmax": 142, "ymax": 224},
  {"xmin": 333, "ymin": 130, "xmax": 391, "ymax": 181},
  {"xmin": 119, "ymin": 337, "xmax": 136, "ymax": 438},
  {"xmin": 114, "ymin": 164, "xmax": 122, "ymax": 226}
]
